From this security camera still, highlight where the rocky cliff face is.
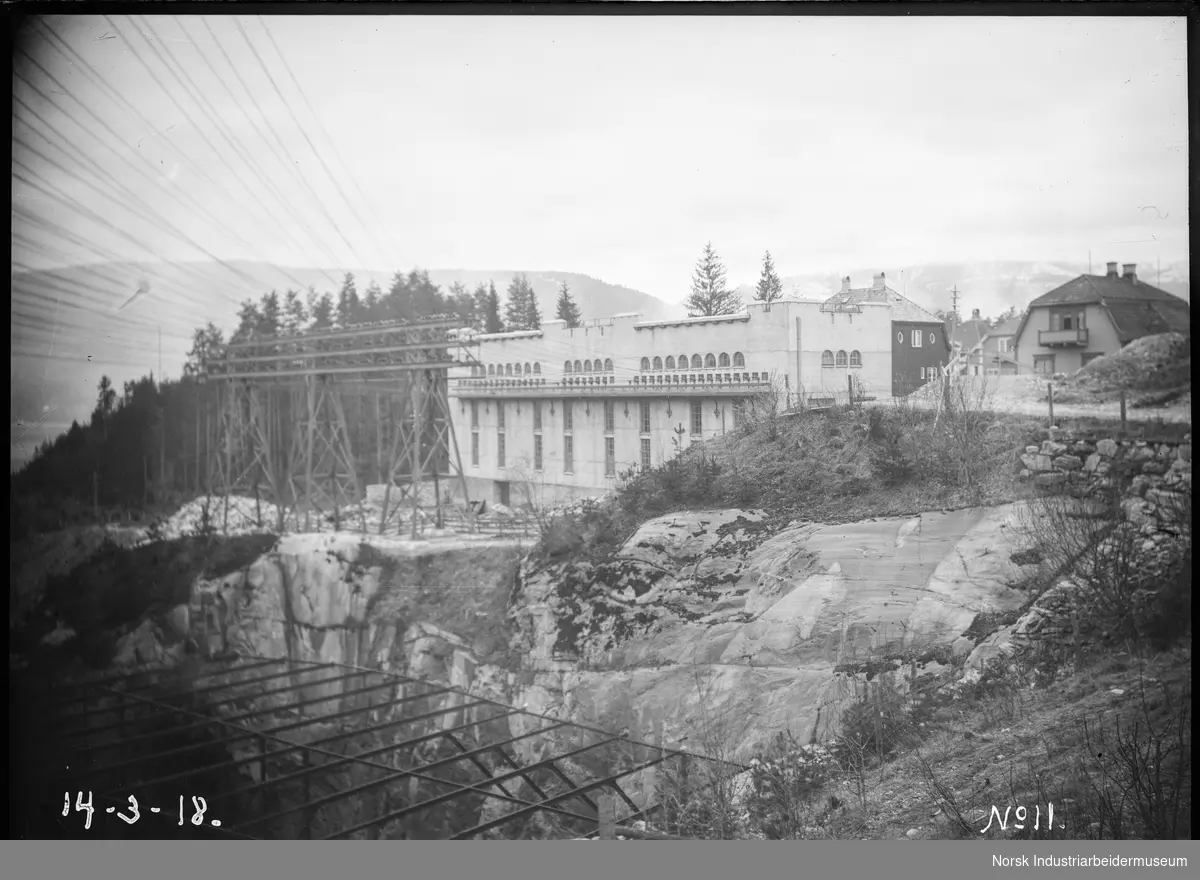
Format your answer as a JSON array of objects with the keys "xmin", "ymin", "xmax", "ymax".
[{"xmin": 506, "ymin": 505, "xmax": 1035, "ymax": 759}]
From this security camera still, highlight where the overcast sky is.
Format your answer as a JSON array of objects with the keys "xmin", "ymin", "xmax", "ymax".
[{"xmin": 13, "ymin": 13, "xmax": 1189, "ymax": 304}]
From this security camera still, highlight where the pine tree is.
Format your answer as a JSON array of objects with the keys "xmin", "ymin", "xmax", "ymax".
[
  {"xmin": 362, "ymin": 279, "xmax": 382, "ymax": 322},
  {"xmin": 483, "ymin": 281, "xmax": 503, "ymax": 333},
  {"xmin": 685, "ymin": 241, "xmax": 742, "ymax": 316},
  {"xmin": 555, "ymin": 280, "xmax": 582, "ymax": 328},
  {"xmin": 308, "ymin": 289, "xmax": 335, "ymax": 329},
  {"xmin": 258, "ymin": 290, "xmax": 282, "ymax": 337},
  {"xmin": 232, "ymin": 299, "xmax": 263, "ymax": 343},
  {"xmin": 335, "ymin": 272, "xmax": 361, "ymax": 327},
  {"xmin": 282, "ymin": 290, "xmax": 308, "ymax": 336},
  {"xmin": 471, "ymin": 282, "xmax": 490, "ymax": 332},
  {"xmin": 504, "ymin": 273, "xmax": 532, "ymax": 330},
  {"xmin": 754, "ymin": 250, "xmax": 783, "ymax": 304},
  {"xmin": 526, "ymin": 283, "xmax": 542, "ymax": 330},
  {"xmin": 447, "ymin": 281, "xmax": 475, "ymax": 328}
]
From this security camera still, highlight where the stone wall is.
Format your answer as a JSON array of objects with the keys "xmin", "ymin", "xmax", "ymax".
[{"xmin": 1017, "ymin": 428, "xmax": 1192, "ymax": 532}]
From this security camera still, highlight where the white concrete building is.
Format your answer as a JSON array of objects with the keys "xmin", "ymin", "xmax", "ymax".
[{"xmin": 447, "ymin": 296, "xmax": 896, "ymax": 507}]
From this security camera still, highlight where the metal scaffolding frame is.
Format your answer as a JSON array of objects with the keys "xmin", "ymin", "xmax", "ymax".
[
  {"xmin": 203, "ymin": 317, "xmax": 481, "ymax": 536},
  {"xmin": 18, "ymin": 656, "xmax": 737, "ymax": 840}
]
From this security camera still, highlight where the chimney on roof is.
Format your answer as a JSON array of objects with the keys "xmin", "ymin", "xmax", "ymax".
[
  {"xmin": 1122, "ymin": 263, "xmax": 1137, "ymax": 282},
  {"xmin": 1106, "ymin": 262, "xmax": 1119, "ymax": 278},
  {"xmin": 841, "ymin": 276, "xmax": 851, "ymax": 293},
  {"xmin": 872, "ymin": 272, "xmax": 886, "ymax": 291},
  {"xmin": 971, "ymin": 308, "xmax": 981, "ymax": 320}
]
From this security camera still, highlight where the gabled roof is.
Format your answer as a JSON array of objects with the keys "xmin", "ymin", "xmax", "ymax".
[
  {"xmin": 823, "ymin": 285, "xmax": 943, "ymax": 325},
  {"xmin": 985, "ymin": 316, "xmax": 1022, "ymax": 338},
  {"xmin": 1104, "ymin": 299, "xmax": 1191, "ymax": 344},
  {"xmin": 950, "ymin": 318, "xmax": 989, "ymax": 352},
  {"xmin": 1015, "ymin": 271, "xmax": 1191, "ymax": 348},
  {"xmin": 1027, "ymin": 272, "xmax": 1185, "ymax": 309}
]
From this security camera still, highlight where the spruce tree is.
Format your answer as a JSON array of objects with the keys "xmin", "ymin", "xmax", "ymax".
[
  {"xmin": 685, "ymin": 241, "xmax": 742, "ymax": 316},
  {"xmin": 335, "ymin": 272, "xmax": 361, "ymax": 327},
  {"xmin": 483, "ymin": 281, "xmax": 503, "ymax": 333},
  {"xmin": 754, "ymin": 250, "xmax": 783, "ymax": 304},
  {"xmin": 504, "ymin": 273, "xmax": 530, "ymax": 330},
  {"xmin": 555, "ymin": 280, "xmax": 583, "ymax": 328}
]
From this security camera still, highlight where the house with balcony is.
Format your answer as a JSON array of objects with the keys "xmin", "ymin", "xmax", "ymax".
[
  {"xmin": 823, "ymin": 272, "xmax": 951, "ymax": 396},
  {"xmin": 1012, "ymin": 262, "xmax": 1190, "ymax": 376}
]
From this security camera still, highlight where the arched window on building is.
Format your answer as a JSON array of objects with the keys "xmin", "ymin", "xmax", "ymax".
[
  {"xmin": 488, "ymin": 364, "xmax": 495, "ymax": 376},
  {"xmin": 641, "ymin": 357, "xmax": 651, "ymax": 371},
  {"xmin": 849, "ymin": 350, "xmax": 861, "ymax": 367},
  {"xmin": 665, "ymin": 356, "xmax": 676, "ymax": 370},
  {"xmin": 604, "ymin": 358, "xmax": 613, "ymax": 372},
  {"xmin": 574, "ymin": 360, "xmax": 583, "ymax": 373},
  {"xmin": 718, "ymin": 353, "xmax": 730, "ymax": 368},
  {"xmin": 704, "ymin": 353, "xmax": 717, "ymax": 368},
  {"xmin": 652, "ymin": 356, "xmax": 663, "ymax": 371},
  {"xmin": 505, "ymin": 364, "xmax": 513, "ymax": 376},
  {"xmin": 533, "ymin": 362, "xmax": 542, "ymax": 375},
  {"xmin": 564, "ymin": 360, "xmax": 572, "ymax": 373},
  {"xmin": 733, "ymin": 352, "xmax": 745, "ymax": 368},
  {"xmin": 691, "ymin": 354, "xmax": 703, "ymax": 369},
  {"xmin": 836, "ymin": 350, "xmax": 848, "ymax": 367},
  {"xmin": 821, "ymin": 350, "xmax": 834, "ymax": 368},
  {"xmin": 678, "ymin": 354, "xmax": 688, "ymax": 369}
]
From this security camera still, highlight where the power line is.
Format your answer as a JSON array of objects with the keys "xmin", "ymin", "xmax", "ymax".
[
  {"xmin": 255, "ymin": 15, "xmax": 396, "ymax": 266},
  {"xmin": 12, "ymin": 51, "xmax": 281, "ymax": 300},
  {"xmin": 229, "ymin": 15, "xmax": 370, "ymax": 268},
  {"xmin": 29, "ymin": 19, "xmax": 327, "ymax": 296},
  {"xmin": 90, "ymin": 16, "xmax": 342, "ymax": 291},
  {"xmin": 126, "ymin": 16, "xmax": 349, "ymax": 285},
  {"xmin": 238, "ymin": 15, "xmax": 383, "ymax": 267}
]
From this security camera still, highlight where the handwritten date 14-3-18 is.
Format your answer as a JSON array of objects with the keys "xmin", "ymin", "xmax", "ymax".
[{"xmin": 64, "ymin": 791, "xmax": 222, "ymax": 830}]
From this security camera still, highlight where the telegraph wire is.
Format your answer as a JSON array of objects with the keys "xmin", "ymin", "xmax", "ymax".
[
  {"xmin": 255, "ymin": 14, "xmax": 397, "ymax": 267},
  {"xmin": 128, "ymin": 17, "xmax": 350, "ymax": 284},
  {"xmin": 25, "ymin": 20, "xmax": 260, "ymax": 256},
  {"xmin": 12, "ymin": 52, "xmax": 283, "ymax": 299},
  {"xmin": 102, "ymin": 16, "xmax": 348, "ymax": 287},
  {"xmin": 235, "ymin": 15, "xmax": 382, "ymax": 267},
  {"xmin": 11, "ymin": 144, "xmax": 268, "ymax": 314},
  {"xmin": 11, "ymin": 101, "xmax": 267, "ymax": 311},
  {"xmin": 29, "ymin": 19, "xmax": 325, "ymax": 296},
  {"xmin": 229, "ymin": 15, "xmax": 371, "ymax": 268},
  {"xmin": 189, "ymin": 15, "xmax": 364, "ymax": 273}
]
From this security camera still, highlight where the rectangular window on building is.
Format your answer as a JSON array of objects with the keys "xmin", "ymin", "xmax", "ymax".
[
  {"xmin": 470, "ymin": 401, "xmax": 478, "ymax": 429},
  {"xmin": 497, "ymin": 432, "xmax": 505, "ymax": 467},
  {"xmin": 563, "ymin": 435, "xmax": 574, "ymax": 473},
  {"xmin": 605, "ymin": 436, "xmax": 615, "ymax": 476},
  {"xmin": 640, "ymin": 437, "xmax": 651, "ymax": 469},
  {"xmin": 532, "ymin": 401, "xmax": 542, "ymax": 432},
  {"xmin": 562, "ymin": 400, "xmax": 573, "ymax": 432},
  {"xmin": 920, "ymin": 367, "xmax": 925, "ymax": 380},
  {"xmin": 731, "ymin": 399, "xmax": 743, "ymax": 429},
  {"xmin": 912, "ymin": 329, "xmax": 923, "ymax": 348},
  {"xmin": 534, "ymin": 434, "xmax": 543, "ymax": 471},
  {"xmin": 640, "ymin": 401, "xmax": 651, "ymax": 434},
  {"xmin": 690, "ymin": 400, "xmax": 703, "ymax": 436},
  {"xmin": 497, "ymin": 402, "xmax": 505, "ymax": 431},
  {"xmin": 604, "ymin": 400, "xmax": 615, "ymax": 433},
  {"xmin": 998, "ymin": 338, "xmax": 1011, "ymax": 353},
  {"xmin": 471, "ymin": 432, "xmax": 479, "ymax": 467}
]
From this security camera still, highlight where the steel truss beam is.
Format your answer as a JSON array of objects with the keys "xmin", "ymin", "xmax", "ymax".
[
  {"xmin": 24, "ymin": 657, "xmax": 735, "ymax": 840},
  {"xmin": 206, "ymin": 320, "xmax": 476, "ymax": 535}
]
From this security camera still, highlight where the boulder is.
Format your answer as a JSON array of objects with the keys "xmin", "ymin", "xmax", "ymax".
[{"xmin": 1096, "ymin": 439, "xmax": 1119, "ymax": 457}]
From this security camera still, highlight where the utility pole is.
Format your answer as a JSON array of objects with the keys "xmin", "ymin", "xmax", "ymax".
[{"xmin": 950, "ymin": 285, "xmax": 960, "ymax": 319}]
